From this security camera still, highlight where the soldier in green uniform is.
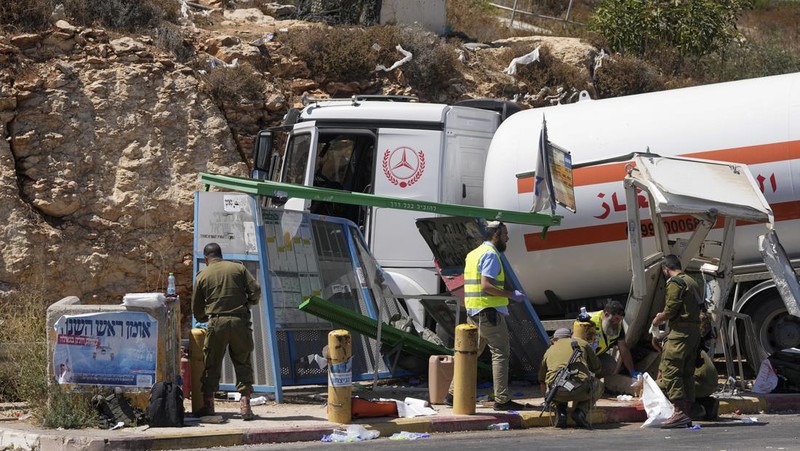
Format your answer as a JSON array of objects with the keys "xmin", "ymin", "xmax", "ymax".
[
  {"xmin": 192, "ymin": 242, "xmax": 261, "ymax": 420},
  {"xmin": 651, "ymin": 254, "xmax": 702, "ymax": 429},
  {"xmin": 693, "ymin": 350, "xmax": 719, "ymax": 420},
  {"xmin": 539, "ymin": 328, "xmax": 603, "ymax": 429}
]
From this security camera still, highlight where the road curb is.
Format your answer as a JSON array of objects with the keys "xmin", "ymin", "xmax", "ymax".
[{"xmin": 3, "ymin": 394, "xmax": 800, "ymax": 450}]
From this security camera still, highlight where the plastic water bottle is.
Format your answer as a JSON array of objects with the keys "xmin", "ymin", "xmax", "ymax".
[
  {"xmin": 487, "ymin": 422, "xmax": 510, "ymax": 430},
  {"xmin": 249, "ymin": 396, "xmax": 267, "ymax": 406},
  {"xmin": 167, "ymin": 273, "xmax": 176, "ymax": 296},
  {"xmin": 578, "ymin": 306, "xmax": 591, "ymax": 322}
]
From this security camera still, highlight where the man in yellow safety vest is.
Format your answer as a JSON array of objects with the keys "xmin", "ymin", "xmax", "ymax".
[{"xmin": 444, "ymin": 221, "xmax": 528, "ymax": 411}]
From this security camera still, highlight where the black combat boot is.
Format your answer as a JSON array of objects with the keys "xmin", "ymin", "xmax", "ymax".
[
  {"xmin": 571, "ymin": 408, "xmax": 592, "ymax": 430},
  {"xmin": 555, "ymin": 403, "xmax": 568, "ymax": 428}
]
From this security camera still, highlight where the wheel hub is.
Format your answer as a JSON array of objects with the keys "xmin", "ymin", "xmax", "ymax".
[{"xmin": 766, "ymin": 313, "xmax": 800, "ymax": 351}]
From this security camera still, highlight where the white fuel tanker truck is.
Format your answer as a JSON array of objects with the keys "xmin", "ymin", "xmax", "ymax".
[{"xmin": 253, "ymin": 72, "xmax": 800, "ymax": 365}]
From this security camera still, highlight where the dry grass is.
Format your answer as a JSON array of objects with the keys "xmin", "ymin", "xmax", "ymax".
[
  {"xmin": 279, "ymin": 25, "xmax": 378, "ymax": 83},
  {"xmin": 206, "ymin": 62, "xmax": 265, "ymax": 103},
  {"xmin": 446, "ymin": 0, "xmax": 514, "ymax": 43},
  {"xmin": 367, "ymin": 25, "xmax": 459, "ymax": 98},
  {"xmin": 593, "ymin": 53, "xmax": 665, "ymax": 98},
  {"xmin": 0, "ymin": 0, "xmax": 180, "ymax": 33},
  {"xmin": 0, "ymin": 287, "xmax": 98, "ymax": 428},
  {"xmin": 510, "ymin": 44, "xmax": 590, "ymax": 98}
]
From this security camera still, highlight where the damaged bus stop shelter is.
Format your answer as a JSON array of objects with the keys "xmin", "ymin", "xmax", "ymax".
[{"xmin": 196, "ymin": 173, "xmax": 562, "ymax": 402}]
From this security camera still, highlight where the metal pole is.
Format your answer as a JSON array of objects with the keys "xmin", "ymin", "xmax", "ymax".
[
  {"xmin": 565, "ymin": 0, "xmax": 574, "ymax": 22},
  {"xmin": 509, "ymin": 0, "xmax": 519, "ymax": 28}
]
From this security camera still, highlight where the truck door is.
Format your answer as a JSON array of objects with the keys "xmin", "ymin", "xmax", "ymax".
[
  {"xmin": 280, "ymin": 122, "xmax": 319, "ymax": 213},
  {"xmin": 370, "ymin": 128, "xmax": 441, "ymax": 267}
]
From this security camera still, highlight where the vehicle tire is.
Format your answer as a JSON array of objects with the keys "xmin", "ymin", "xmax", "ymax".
[{"xmin": 741, "ymin": 295, "xmax": 800, "ymax": 371}]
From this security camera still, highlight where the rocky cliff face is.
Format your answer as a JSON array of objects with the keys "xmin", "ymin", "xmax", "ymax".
[{"xmin": 1, "ymin": 24, "xmax": 248, "ymax": 307}]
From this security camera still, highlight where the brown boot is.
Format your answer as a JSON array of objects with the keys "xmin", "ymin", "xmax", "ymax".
[
  {"xmin": 196, "ymin": 393, "xmax": 215, "ymax": 417},
  {"xmin": 240, "ymin": 392, "xmax": 255, "ymax": 421},
  {"xmin": 660, "ymin": 400, "xmax": 692, "ymax": 429}
]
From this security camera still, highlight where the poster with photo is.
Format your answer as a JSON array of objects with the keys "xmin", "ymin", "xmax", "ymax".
[{"xmin": 53, "ymin": 311, "xmax": 158, "ymax": 387}]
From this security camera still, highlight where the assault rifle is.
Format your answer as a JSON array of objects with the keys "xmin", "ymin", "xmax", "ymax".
[{"xmin": 540, "ymin": 340, "xmax": 582, "ymax": 417}]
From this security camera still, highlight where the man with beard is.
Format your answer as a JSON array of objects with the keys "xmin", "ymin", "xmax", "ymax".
[
  {"xmin": 443, "ymin": 221, "xmax": 528, "ymax": 411},
  {"xmin": 585, "ymin": 300, "xmax": 637, "ymax": 378}
]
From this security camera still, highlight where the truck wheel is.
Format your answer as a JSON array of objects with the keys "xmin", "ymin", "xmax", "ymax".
[{"xmin": 748, "ymin": 295, "xmax": 800, "ymax": 359}]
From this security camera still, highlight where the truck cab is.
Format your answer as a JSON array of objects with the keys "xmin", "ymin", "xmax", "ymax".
[{"xmin": 253, "ymin": 96, "xmax": 518, "ymax": 326}]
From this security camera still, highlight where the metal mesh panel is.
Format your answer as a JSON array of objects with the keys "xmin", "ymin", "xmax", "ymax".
[
  {"xmin": 286, "ymin": 329, "xmax": 329, "ymax": 380},
  {"xmin": 506, "ymin": 303, "xmax": 548, "ymax": 380},
  {"xmin": 296, "ymin": 0, "xmax": 381, "ymax": 25}
]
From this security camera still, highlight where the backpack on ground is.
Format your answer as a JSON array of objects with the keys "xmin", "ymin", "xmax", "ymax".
[
  {"xmin": 146, "ymin": 381, "xmax": 185, "ymax": 427},
  {"xmin": 92, "ymin": 387, "xmax": 144, "ymax": 428}
]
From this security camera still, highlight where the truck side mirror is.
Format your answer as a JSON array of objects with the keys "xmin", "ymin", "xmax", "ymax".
[{"xmin": 254, "ymin": 131, "xmax": 272, "ymax": 171}]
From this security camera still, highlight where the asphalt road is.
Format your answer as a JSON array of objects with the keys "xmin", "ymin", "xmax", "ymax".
[{"xmin": 186, "ymin": 414, "xmax": 799, "ymax": 451}]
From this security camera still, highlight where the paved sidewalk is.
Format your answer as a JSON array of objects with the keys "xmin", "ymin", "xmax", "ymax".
[{"xmin": 1, "ymin": 385, "xmax": 797, "ymax": 451}]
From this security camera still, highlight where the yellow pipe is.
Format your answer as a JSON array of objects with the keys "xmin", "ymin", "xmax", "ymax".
[
  {"xmin": 327, "ymin": 329, "xmax": 352, "ymax": 423},
  {"xmin": 452, "ymin": 324, "xmax": 479, "ymax": 415},
  {"xmin": 190, "ymin": 328, "xmax": 206, "ymax": 415}
]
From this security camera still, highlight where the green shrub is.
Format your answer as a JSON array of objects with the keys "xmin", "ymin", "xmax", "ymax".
[
  {"xmin": 206, "ymin": 62, "xmax": 265, "ymax": 103},
  {"xmin": 589, "ymin": 0, "xmax": 747, "ymax": 59},
  {"xmin": 593, "ymin": 53, "xmax": 665, "ymax": 98}
]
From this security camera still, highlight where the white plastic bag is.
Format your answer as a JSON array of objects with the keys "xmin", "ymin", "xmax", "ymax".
[
  {"xmin": 503, "ymin": 46, "xmax": 540, "ymax": 75},
  {"xmin": 752, "ymin": 358, "xmax": 778, "ymax": 394},
  {"xmin": 640, "ymin": 373, "xmax": 674, "ymax": 428}
]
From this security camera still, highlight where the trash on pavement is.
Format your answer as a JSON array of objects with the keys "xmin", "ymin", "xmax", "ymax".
[
  {"xmin": 487, "ymin": 422, "xmax": 510, "ymax": 430},
  {"xmin": 322, "ymin": 424, "xmax": 380, "ymax": 442},
  {"xmin": 395, "ymin": 397, "xmax": 437, "ymax": 418},
  {"xmin": 389, "ymin": 431, "xmax": 430, "ymax": 440}
]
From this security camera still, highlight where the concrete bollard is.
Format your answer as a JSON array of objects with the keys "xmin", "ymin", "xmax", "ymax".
[
  {"xmin": 453, "ymin": 323, "xmax": 479, "ymax": 415},
  {"xmin": 190, "ymin": 328, "xmax": 206, "ymax": 415},
  {"xmin": 327, "ymin": 329, "xmax": 352, "ymax": 423}
]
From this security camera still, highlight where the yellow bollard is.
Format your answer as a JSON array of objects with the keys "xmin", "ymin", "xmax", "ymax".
[
  {"xmin": 452, "ymin": 324, "xmax": 479, "ymax": 415},
  {"xmin": 190, "ymin": 328, "xmax": 207, "ymax": 415},
  {"xmin": 327, "ymin": 329, "xmax": 352, "ymax": 424}
]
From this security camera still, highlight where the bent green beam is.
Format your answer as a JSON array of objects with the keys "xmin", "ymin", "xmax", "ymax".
[
  {"xmin": 200, "ymin": 172, "xmax": 561, "ymax": 227},
  {"xmin": 298, "ymin": 296, "xmax": 491, "ymax": 374}
]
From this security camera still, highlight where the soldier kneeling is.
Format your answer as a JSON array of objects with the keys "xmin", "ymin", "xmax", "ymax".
[{"xmin": 539, "ymin": 326, "xmax": 603, "ymax": 430}]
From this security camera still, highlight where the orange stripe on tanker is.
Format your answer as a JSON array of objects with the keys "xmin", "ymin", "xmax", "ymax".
[
  {"xmin": 517, "ymin": 140, "xmax": 800, "ymax": 193},
  {"xmin": 523, "ymin": 200, "xmax": 800, "ymax": 252}
]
